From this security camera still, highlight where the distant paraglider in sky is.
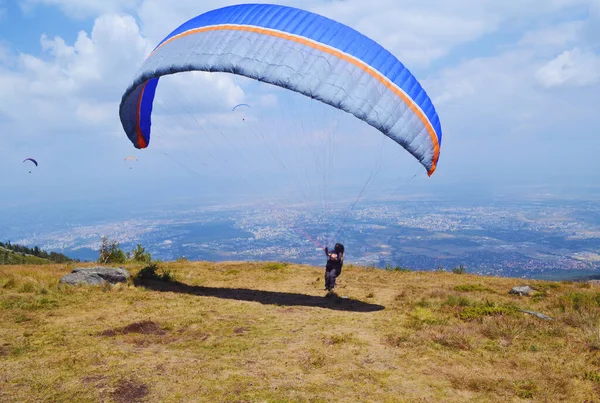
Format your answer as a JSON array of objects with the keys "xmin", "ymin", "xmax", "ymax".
[
  {"xmin": 232, "ymin": 103, "xmax": 250, "ymax": 112},
  {"xmin": 23, "ymin": 158, "xmax": 38, "ymax": 174},
  {"xmin": 232, "ymin": 103, "xmax": 250, "ymax": 121},
  {"xmin": 124, "ymin": 156, "xmax": 138, "ymax": 169}
]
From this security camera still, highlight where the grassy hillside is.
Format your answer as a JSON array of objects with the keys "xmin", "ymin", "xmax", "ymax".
[
  {"xmin": 0, "ymin": 246, "xmax": 53, "ymax": 265},
  {"xmin": 1, "ymin": 261, "xmax": 599, "ymax": 402}
]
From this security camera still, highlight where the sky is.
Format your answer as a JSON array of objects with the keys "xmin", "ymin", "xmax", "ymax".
[{"xmin": 1, "ymin": 0, "xmax": 599, "ymax": 213}]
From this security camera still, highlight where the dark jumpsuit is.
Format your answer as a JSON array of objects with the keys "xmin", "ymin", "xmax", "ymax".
[{"xmin": 325, "ymin": 251, "xmax": 343, "ymax": 291}]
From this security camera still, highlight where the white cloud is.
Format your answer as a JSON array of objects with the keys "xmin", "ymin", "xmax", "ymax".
[
  {"xmin": 17, "ymin": 0, "xmax": 600, "ymax": 68},
  {"xmin": 518, "ymin": 21, "xmax": 584, "ymax": 49},
  {"xmin": 36, "ymin": 14, "xmax": 149, "ymax": 99},
  {"xmin": 0, "ymin": 12, "xmax": 246, "ymax": 145},
  {"xmin": 536, "ymin": 47, "xmax": 600, "ymax": 88},
  {"xmin": 20, "ymin": 0, "xmax": 140, "ymax": 18}
]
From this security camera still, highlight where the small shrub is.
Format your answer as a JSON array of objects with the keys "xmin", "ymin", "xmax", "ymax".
[
  {"xmin": 160, "ymin": 268, "xmax": 177, "ymax": 282},
  {"xmin": 558, "ymin": 292, "xmax": 600, "ymax": 312},
  {"xmin": 415, "ymin": 297, "xmax": 432, "ymax": 308},
  {"xmin": 384, "ymin": 332, "xmax": 411, "ymax": 348},
  {"xmin": 135, "ymin": 263, "xmax": 176, "ymax": 282},
  {"xmin": 407, "ymin": 307, "xmax": 446, "ymax": 328},
  {"xmin": 323, "ymin": 333, "xmax": 357, "ymax": 345},
  {"xmin": 442, "ymin": 295, "xmax": 473, "ymax": 307},
  {"xmin": 583, "ymin": 371, "xmax": 600, "ymax": 383},
  {"xmin": 366, "ymin": 292, "xmax": 375, "ymax": 298},
  {"xmin": 175, "ymin": 256, "xmax": 188, "ymax": 263},
  {"xmin": 386, "ymin": 264, "xmax": 411, "ymax": 272},
  {"xmin": 394, "ymin": 290, "xmax": 407, "ymax": 301},
  {"xmin": 547, "ymin": 326, "xmax": 567, "ymax": 338},
  {"xmin": 452, "ymin": 265, "xmax": 467, "ymax": 274},
  {"xmin": 454, "ymin": 284, "xmax": 492, "ymax": 293},
  {"xmin": 431, "ymin": 326, "xmax": 474, "ymax": 351},
  {"xmin": 299, "ymin": 348, "xmax": 326, "ymax": 371},
  {"xmin": 130, "ymin": 244, "xmax": 151, "ymax": 263},
  {"xmin": 263, "ymin": 262, "xmax": 288, "ymax": 271},
  {"xmin": 529, "ymin": 282, "xmax": 560, "ymax": 295},
  {"xmin": 460, "ymin": 301, "xmax": 518, "ymax": 321},
  {"xmin": 18, "ymin": 281, "xmax": 37, "ymax": 293},
  {"xmin": 514, "ymin": 380, "xmax": 537, "ymax": 399},
  {"xmin": 435, "ymin": 265, "xmax": 446, "ymax": 272},
  {"xmin": 531, "ymin": 291, "xmax": 549, "ymax": 302},
  {"xmin": 577, "ymin": 310, "xmax": 600, "ymax": 350},
  {"xmin": 481, "ymin": 316, "xmax": 524, "ymax": 344},
  {"xmin": 1, "ymin": 277, "xmax": 16, "ymax": 289},
  {"xmin": 561, "ymin": 311, "xmax": 588, "ymax": 328}
]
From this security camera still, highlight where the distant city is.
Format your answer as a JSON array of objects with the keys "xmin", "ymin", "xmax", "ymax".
[{"xmin": 2, "ymin": 197, "xmax": 600, "ymax": 280}]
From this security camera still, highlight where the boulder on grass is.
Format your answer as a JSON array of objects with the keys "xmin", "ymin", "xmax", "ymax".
[
  {"xmin": 509, "ymin": 285, "xmax": 536, "ymax": 296},
  {"xmin": 60, "ymin": 266, "xmax": 131, "ymax": 286}
]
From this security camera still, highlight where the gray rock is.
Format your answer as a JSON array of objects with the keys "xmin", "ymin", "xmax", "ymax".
[
  {"xmin": 73, "ymin": 267, "xmax": 130, "ymax": 283},
  {"xmin": 59, "ymin": 272, "xmax": 106, "ymax": 286},
  {"xmin": 60, "ymin": 266, "xmax": 131, "ymax": 286},
  {"xmin": 509, "ymin": 286, "xmax": 536, "ymax": 296},
  {"xmin": 519, "ymin": 309, "xmax": 553, "ymax": 321}
]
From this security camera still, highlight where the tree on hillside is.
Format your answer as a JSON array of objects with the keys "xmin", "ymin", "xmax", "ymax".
[
  {"xmin": 98, "ymin": 236, "xmax": 126, "ymax": 264},
  {"xmin": 131, "ymin": 244, "xmax": 152, "ymax": 263},
  {"xmin": 1, "ymin": 240, "xmax": 74, "ymax": 263}
]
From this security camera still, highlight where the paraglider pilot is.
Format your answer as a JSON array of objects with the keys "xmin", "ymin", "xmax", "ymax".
[{"xmin": 324, "ymin": 243, "xmax": 344, "ymax": 292}]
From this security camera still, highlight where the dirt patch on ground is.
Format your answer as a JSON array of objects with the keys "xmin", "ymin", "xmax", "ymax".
[
  {"xmin": 234, "ymin": 327, "xmax": 249, "ymax": 335},
  {"xmin": 110, "ymin": 379, "xmax": 149, "ymax": 403},
  {"xmin": 0, "ymin": 346, "xmax": 9, "ymax": 357},
  {"xmin": 99, "ymin": 320, "xmax": 166, "ymax": 337},
  {"xmin": 80, "ymin": 375, "xmax": 107, "ymax": 385}
]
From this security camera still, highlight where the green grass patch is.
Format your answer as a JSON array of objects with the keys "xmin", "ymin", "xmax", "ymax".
[
  {"xmin": 459, "ymin": 301, "xmax": 518, "ymax": 321},
  {"xmin": 263, "ymin": 262, "xmax": 288, "ymax": 271},
  {"xmin": 442, "ymin": 295, "xmax": 473, "ymax": 307},
  {"xmin": 407, "ymin": 307, "xmax": 447, "ymax": 328},
  {"xmin": 322, "ymin": 332, "xmax": 358, "ymax": 345},
  {"xmin": 514, "ymin": 380, "xmax": 537, "ymax": 399},
  {"xmin": 558, "ymin": 292, "xmax": 600, "ymax": 312},
  {"xmin": 1, "ymin": 295, "xmax": 59, "ymax": 311},
  {"xmin": 583, "ymin": 371, "xmax": 600, "ymax": 383},
  {"xmin": 453, "ymin": 284, "xmax": 493, "ymax": 293}
]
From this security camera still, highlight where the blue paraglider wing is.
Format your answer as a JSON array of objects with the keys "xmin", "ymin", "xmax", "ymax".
[
  {"xmin": 119, "ymin": 3, "xmax": 442, "ymax": 175},
  {"xmin": 23, "ymin": 158, "xmax": 38, "ymax": 167},
  {"xmin": 232, "ymin": 103, "xmax": 250, "ymax": 111}
]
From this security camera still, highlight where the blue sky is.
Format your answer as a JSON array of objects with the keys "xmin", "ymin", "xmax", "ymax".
[{"xmin": 1, "ymin": 0, "xmax": 599, "ymax": 213}]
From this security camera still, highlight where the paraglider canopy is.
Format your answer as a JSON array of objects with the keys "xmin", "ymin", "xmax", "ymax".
[
  {"xmin": 119, "ymin": 3, "xmax": 442, "ymax": 176},
  {"xmin": 124, "ymin": 156, "xmax": 138, "ymax": 169},
  {"xmin": 23, "ymin": 158, "xmax": 38, "ymax": 167},
  {"xmin": 232, "ymin": 103, "xmax": 250, "ymax": 111}
]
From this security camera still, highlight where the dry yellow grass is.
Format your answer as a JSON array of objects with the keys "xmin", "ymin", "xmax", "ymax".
[{"xmin": 1, "ymin": 261, "xmax": 600, "ymax": 402}]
